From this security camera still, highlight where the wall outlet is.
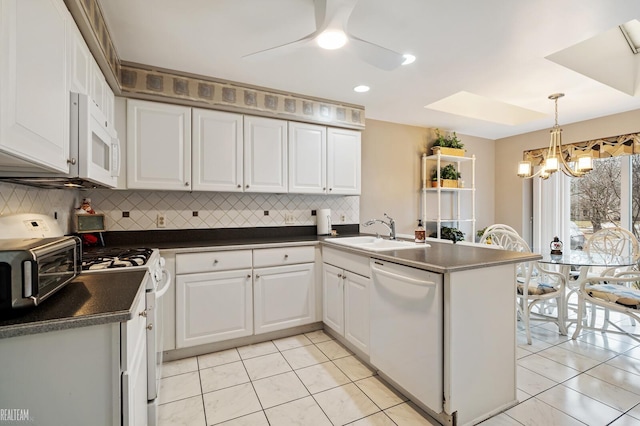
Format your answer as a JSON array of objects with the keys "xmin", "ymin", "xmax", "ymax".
[
  {"xmin": 284, "ymin": 213, "xmax": 295, "ymax": 224},
  {"xmin": 340, "ymin": 214, "xmax": 346, "ymax": 223},
  {"xmin": 156, "ymin": 213, "xmax": 166, "ymax": 228}
]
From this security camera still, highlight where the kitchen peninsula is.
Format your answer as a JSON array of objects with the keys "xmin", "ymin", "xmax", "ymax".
[{"xmin": 130, "ymin": 227, "xmax": 538, "ymax": 426}]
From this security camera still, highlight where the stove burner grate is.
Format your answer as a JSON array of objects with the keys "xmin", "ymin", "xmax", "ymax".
[{"xmin": 82, "ymin": 248, "xmax": 153, "ymax": 270}]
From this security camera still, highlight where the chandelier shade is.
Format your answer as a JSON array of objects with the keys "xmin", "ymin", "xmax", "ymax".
[{"xmin": 517, "ymin": 93, "xmax": 593, "ymax": 179}]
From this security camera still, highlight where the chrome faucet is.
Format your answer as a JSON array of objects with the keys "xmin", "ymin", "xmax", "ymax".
[{"xmin": 363, "ymin": 213, "xmax": 396, "ymax": 240}]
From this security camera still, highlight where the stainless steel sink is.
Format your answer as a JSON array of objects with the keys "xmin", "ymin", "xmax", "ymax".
[{"xmin": 327, "ymin": 236, "xmax": 428, "ymax": 252}]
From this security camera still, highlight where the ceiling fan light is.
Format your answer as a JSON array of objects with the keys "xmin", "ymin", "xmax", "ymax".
[
  {"xmin": 316, "ymin": 30, "xmax": 347, "ymax": 50},
  {"xmin": 353, "ymin": 85, "xmax": 370, "ymax": 93},
  {"xmin": 402, "ymin": 54, "xmax": 416, "ymax": 65}
]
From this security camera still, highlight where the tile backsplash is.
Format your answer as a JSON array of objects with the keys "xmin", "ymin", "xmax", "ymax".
[
  {"xmin": 0, "ymin": 183, "xmax": 80, "ymax": 234},
  {"xmin": 84, "ymin": 189, "xmax": 360, "ymax": 231}
]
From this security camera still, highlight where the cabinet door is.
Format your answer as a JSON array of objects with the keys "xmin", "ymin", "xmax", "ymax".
[
  {"xmin": 344, "ymin": 272, "xmax": 370, "ymax": 354},
  {"xmin": 90, "ymin": 58, "xmax": 106, "ymax": 112},
  {"xmin": 121, "ymin": 290, "xmax": 148, "ymax": 426},
  {"xmin": 176, "ymin": 269, "xmax": 253, "ymax": 348},
  {"xmin": 244, "ymin": 116, "xmax": 287, "ymax": 193},
  {"xmin": 0, "ymin": 0, "xmax": 70, "ymax": 173},
  {"xmin": 192, "ymin": 109, "xmax": 243, "ymax": 192},
  {"xmin": 254, "ymin": 263, "xmax": 315, "ymax": 334},
  {"xmin": 127, "ymin": 99, "xmax": 192, "ymax": 190},
  {"xmin": 288, "ymin": 122, "xmax": 326, "ymax": 194},
  {"xmin": 67, "ymin": 21, "xmax": 91, "ymax": 95},
  {"xmin": 322, "ymin": 263, "xmax": 344, "ymax": 335},
  {"xmin": 327, "ymin": 128, "xmax": 361, "ymax": 195}
]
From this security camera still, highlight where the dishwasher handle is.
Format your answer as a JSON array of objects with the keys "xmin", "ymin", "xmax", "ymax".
[{"xmin": 371, "ymin": 263, "xmax": 436, "ymax": 287}]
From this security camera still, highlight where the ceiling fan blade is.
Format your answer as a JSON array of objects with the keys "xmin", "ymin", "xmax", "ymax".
[
  {"xmin": 347, "ymin": 35, "xmax": 405, "ymax": 71},
  {"xmin": 242, "ymin": 33, "xmax": 316, "ymax": 61}
]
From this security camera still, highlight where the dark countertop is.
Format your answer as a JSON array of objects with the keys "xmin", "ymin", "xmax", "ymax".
[{"xmin": 0, "ymin": 269, "xmax": 147, "ymax": 339}]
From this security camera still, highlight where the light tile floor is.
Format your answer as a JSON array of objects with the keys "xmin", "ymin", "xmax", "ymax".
[{"xmin": 159, "ymin": 313, "xmax": 640, "ymax": 426}]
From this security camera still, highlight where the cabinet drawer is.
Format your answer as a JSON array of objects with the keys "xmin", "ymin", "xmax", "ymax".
[
  {"xmin": 176, "ymin": 250, "xmax": 252, "ymax": 274},
  {"xmin": 322, "ymin": 247, "xmax": 370, "ymax": 278},
  {"xmin": 253, "ymin": 246, "xmax": 315, "ymax": 267}
]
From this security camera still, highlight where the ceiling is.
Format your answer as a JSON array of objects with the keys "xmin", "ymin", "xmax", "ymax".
[{"xmin": 98, "ymin": 0, "xmax": 640, "ymax": 140}]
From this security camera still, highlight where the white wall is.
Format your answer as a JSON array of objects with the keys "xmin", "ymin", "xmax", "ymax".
[
  {"xmin": 495, "ymin": 108, "xmax": 640, "ymax": 235},
  {"xmin": 360, "ymin": 119, "xmax": 495, "ymax": 237}
]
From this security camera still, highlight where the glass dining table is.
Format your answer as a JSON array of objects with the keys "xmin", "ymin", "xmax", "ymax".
[{"xmin": 538, "ymin": 249, "xmax": 637, "ymax": 334}]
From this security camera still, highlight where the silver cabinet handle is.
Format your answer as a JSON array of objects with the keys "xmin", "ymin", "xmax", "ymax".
[
  {"xmin": 246, "ymin": 184, "xmax": 250, "ymax": 188},
  {"xmin": 67, "ymin": 158, "xmax": 77, "ymax": 165},
  {"xmin": 147, "ymin": 324, "xmax": 153, "ymax": 330},
  {"xmin": 337, "ymin": 273, "xmax": 342, "ymax": 278},
  {"xmin": 284, "ymin": 254, "xmax": 289, "ymax": 259},
  {"xmin": 256, "ymin": 274, "xmax": 260, "ymax": 279},
  {"xmin": 139, "ymin": 310, "xmax": 147, "ymax": 317},
  {"xmin": 247, "ymin": 274, "xmax": 251, "ymax": 279},
  {"xmin": 213, "ymin": 259, "xmax": 219, "ymax": 265},
  {"xmin": 329, "ymin": 188, "xmax": 333, "ymax": 191},
  {"xmin": 342, "ymin": 274, "xmax": 347, "ymax": 280},
  {"xmin": 237, "ymin": 184, "xmax": 241, "ymax": 188},
  {"xmin": 323, "ymin": 187, "xmax": 326, "ymax": 191},
  {"xmin": 185, "ymin": 182, "xmax": 189, "ymax": 186}
]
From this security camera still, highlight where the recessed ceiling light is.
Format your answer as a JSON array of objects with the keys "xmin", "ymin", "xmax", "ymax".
[
  {"xmin": 316, "ymin": 30, "xmax": 347, "ymax": 50},
  {"xmin": 353, "ymin": 85, "xmax": 370, "ymax": 93},
  {"xmin": 402, "ymin": 54, "xmax": 416, "ymax": 65}
]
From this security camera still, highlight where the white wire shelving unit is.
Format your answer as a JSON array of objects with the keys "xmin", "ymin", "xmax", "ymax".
[{"xmin": 420, "ymin": 152, "xmax": 476, "ymax": 242}]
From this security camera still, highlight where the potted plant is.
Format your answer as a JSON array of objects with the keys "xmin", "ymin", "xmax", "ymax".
[
  {"xmin": 431, "ymin": 164, "xmax": 461, "ymax": 187},
  {"xmin": 432, "ymin": 129, "xmax": 465, "ymax": 157},
  {"xmin": 440, "ymin": 226, "xmax": 465, "ymax": 243}
]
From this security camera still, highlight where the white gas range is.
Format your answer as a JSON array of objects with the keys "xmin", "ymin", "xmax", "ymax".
[{"xmin": 82, "ymin": 246, "xmax": 170, "ymax": 426}]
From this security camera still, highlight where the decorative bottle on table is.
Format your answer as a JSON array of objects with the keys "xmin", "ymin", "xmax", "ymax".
[
  {"xmin": 415, "ymin": 219, "xmax": 426, "ymax": 243},
  {"xmin": 550, "ymin": 236, "xmax": 563, "ymax": 260}
]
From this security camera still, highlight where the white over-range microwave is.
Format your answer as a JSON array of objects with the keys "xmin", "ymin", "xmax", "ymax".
[{"xmin": 0, "ymin": 92, "xmax": 120, "ymax": 189}]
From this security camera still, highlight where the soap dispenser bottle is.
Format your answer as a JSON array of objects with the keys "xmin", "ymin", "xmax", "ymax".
[{"xmin": 415, "ymin": 219, "xmax": 426, "ymax": 243}]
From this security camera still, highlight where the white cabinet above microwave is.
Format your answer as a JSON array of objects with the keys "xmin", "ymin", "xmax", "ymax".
[{"xmin": 0, "ymin": 93, "xmax": 120, "ymax": 189}]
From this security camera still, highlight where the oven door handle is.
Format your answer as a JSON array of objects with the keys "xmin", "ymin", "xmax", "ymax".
[{"xmin": 155, "ymin": 268, "xmax": 171, "ymax": 298}]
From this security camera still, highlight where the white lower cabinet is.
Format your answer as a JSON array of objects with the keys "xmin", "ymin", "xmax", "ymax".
[
  {"xmin": 176, "ymin": 268, "xmax": 253, "ymax": 348},
  {"xmin": 0, "ymin": 288, "xmax": 147, "ymax": 425},
  {"xmin": 343, "ymin": 272, "xmax": 370, "ymax": 354},
  {"xmin": 322, "ymin": 263, "xmax": 345, "ymax": 334},
  {"xmin": 322, "ymin": 247, "xmax": 370, "ymax": 354},
  {"xmin": 254, "ymin": 263, "xmax": 315, "ymax": 334}
]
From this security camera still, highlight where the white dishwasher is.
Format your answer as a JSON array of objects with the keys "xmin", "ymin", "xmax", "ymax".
[{"xmin": 370, "ymin": 259, "xmax": 443, "ymax": 414}]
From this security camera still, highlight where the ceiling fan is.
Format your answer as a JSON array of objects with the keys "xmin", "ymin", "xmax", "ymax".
[{"xmin": 243, "ymin": 0, "xmax": 413, "ymax": 71}]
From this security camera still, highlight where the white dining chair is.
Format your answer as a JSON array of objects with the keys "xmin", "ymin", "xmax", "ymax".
[
  {"xmin": 571, "ymin": 227, "xmax": 640, "ymax": 328},
  {"xmin": 480, "ymin": 229, "xmax": 566, "ymax": 344},
  {"xmin": 572, "ymin": 270, "xmax": 640, "ymax": 343}
]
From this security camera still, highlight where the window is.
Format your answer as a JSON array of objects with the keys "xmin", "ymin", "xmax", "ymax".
[
  {"xmin": 534, "ymin": 156, "xmax": 629, "ymax": 252},
  {"xmin": 570, "ymin": 156, "xmax": 622, "ymax": 246}
]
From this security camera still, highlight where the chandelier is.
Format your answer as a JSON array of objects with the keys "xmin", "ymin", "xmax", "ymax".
[{"xmin": 517, "ymin": 93, "xmax": 593, "ymax": 179}]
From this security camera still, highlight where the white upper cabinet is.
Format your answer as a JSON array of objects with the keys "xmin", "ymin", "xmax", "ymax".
[
  {"xmin": 127, "ymin": 99, "xmax": 192, "ymax": 190},
  {"xmin": 327, "ymin": 128, "xmax": 361, "ymax": 195},
  {"xmin": 192, "ymin": 109, "xmax": 243, "ymax": 192},
  {"xmin": 0, "ymin": 0, "xmax": 70, "ymax": 173},
  {"xmin": 67, "ymin": 22, "xmax": 91, "ymax": 96},
  {"xmin": 288, "ymin": 122, "xmax": 327, "ymax": 194},
  {"xmin": 244, "ymin": 116, "xmax": 288, "ymax": 193}
]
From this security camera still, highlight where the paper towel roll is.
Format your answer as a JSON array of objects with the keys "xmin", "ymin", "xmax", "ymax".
[{"xmin": 317, "ymin": 208, "xmax": 332, "ymax": 235}]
